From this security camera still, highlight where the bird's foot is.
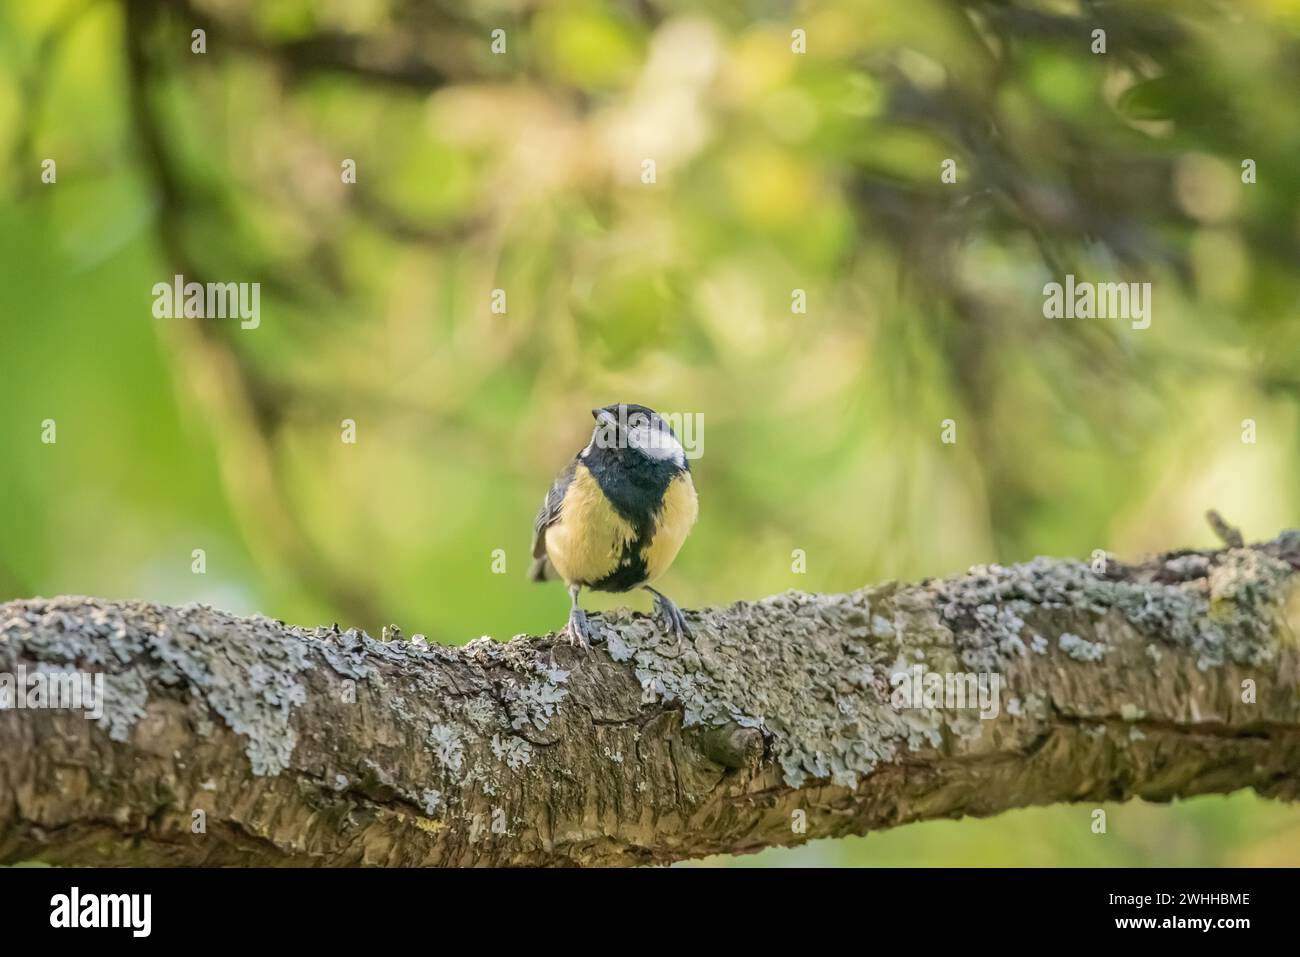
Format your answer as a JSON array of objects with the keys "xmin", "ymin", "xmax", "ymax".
[
  {"xmin": 651, "ymin": 591, "xmax": 690, "ymax": 649},
  {"xmin": 566, "ymin": 606, "xmax": 594, "ymax": 649}
]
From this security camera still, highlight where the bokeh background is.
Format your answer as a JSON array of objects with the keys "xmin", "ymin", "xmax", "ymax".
[{"xmin": 2, "ymin": 0, "xmax": 1299, "ymax": 865}]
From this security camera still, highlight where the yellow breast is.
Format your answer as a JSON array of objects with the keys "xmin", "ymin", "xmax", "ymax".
[
  {"xmin": 542, "ymin": 464, "xmax": 636, "ymax": 587},
  {"xmin": 541, "ymin": 464, "xmax": 698, "ymax": 589},
  {"xmin": 641, "ymin": 471, "xmax": 698, "ymax": 583}
]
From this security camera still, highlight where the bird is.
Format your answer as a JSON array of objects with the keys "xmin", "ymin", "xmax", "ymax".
[{"xmin": 529, "ymin": 403, "xmax": 698, "ymax": 648}]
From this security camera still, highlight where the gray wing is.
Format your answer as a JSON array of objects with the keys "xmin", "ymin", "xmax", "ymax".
[{"xmin": 529, "ymin": 457, "xmax": 578, "ymax": 572}]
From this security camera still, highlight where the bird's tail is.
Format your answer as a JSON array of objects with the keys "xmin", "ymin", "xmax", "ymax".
[{"xmin": 527, "ymin": 556, "xmax": 551, "ymax": 583}]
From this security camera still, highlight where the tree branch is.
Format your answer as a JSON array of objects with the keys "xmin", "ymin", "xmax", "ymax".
[{"xmin": 3, "ymin": 531, "xmax": 1300, "ymax": 866}]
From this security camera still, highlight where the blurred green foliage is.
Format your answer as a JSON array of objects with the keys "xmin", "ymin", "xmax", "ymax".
[{"xmin": 2, "ymin": 0, "xmax": 1299, "ymax": 865}]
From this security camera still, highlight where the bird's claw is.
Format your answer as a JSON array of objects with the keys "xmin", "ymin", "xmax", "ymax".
[
  {"xmin": 567, "ymin": 607, "xmax": 593, "ymax": 649},
  {"xmin": 652, "ymin": 592, "xmax": 690, "ymax": 650}
]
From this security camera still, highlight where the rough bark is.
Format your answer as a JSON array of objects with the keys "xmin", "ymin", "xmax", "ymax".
[{"xmin": 2, "ymin": 531, "xmax": 1300, "ymax": 866}]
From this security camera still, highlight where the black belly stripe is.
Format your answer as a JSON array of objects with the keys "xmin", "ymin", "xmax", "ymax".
[
  {"xmin": 581, "ymin": 445, "xmax": 685, "ymax": 593},
  {"xmin": 589, "ymin": 548, "xmax": 647, "ymax": 592}
]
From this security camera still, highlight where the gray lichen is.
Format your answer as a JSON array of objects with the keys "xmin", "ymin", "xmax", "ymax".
[
  {"xmin": 428, "ymin": 723, "xmax": 465, "ymax": 774},
  {"xmin": 145, "ymin": 610, "xmax": 313, "ymax": 776},
  {"xmin": 463, "ymin": 694, "xmax": 500, "ymax": 730},
  {"xmin": 506, "ymin": 678, "xmax": 568, "ymax": 732},
  {"xmin": 490, "ymin": 733, "xmax": 533, "ymax": 770},
  {"xmin": 1059, "ymin": 632, "xmax": 1106, "ymax": 662},
  {"xmin": 0, "ymin": 598, "xmax": 315, "ymax": 775},
  {"xmin": 934, "ymin": 548, "xmax": 1291, "ymax": 670},
  {"xmin": 598, "ymin": 592, "xmax": 917, "ymax": 789},
  {"xmin": 100, "ymin": 671, "xmax": 149, "ymax": 742}
]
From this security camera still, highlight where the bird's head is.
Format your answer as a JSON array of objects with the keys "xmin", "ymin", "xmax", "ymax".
[{"xmin": 588, "ymin": 403, "xmax": 686, "ymax": 467}]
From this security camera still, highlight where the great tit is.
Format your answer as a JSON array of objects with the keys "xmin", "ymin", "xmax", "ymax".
[{"xmin": 529, "ymin": 403, "xmax": 698, "ymax": 648}]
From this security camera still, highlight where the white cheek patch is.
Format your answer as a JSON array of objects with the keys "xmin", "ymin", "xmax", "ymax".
[{"xmin": 630, "ymin": 425, "xmax": 685, "ymax": 466}]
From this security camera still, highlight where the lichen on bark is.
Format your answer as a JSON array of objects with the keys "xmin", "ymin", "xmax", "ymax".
[{"xmin": 1, "ymin": 531, "xmax": 1299, "ymax": 866}]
